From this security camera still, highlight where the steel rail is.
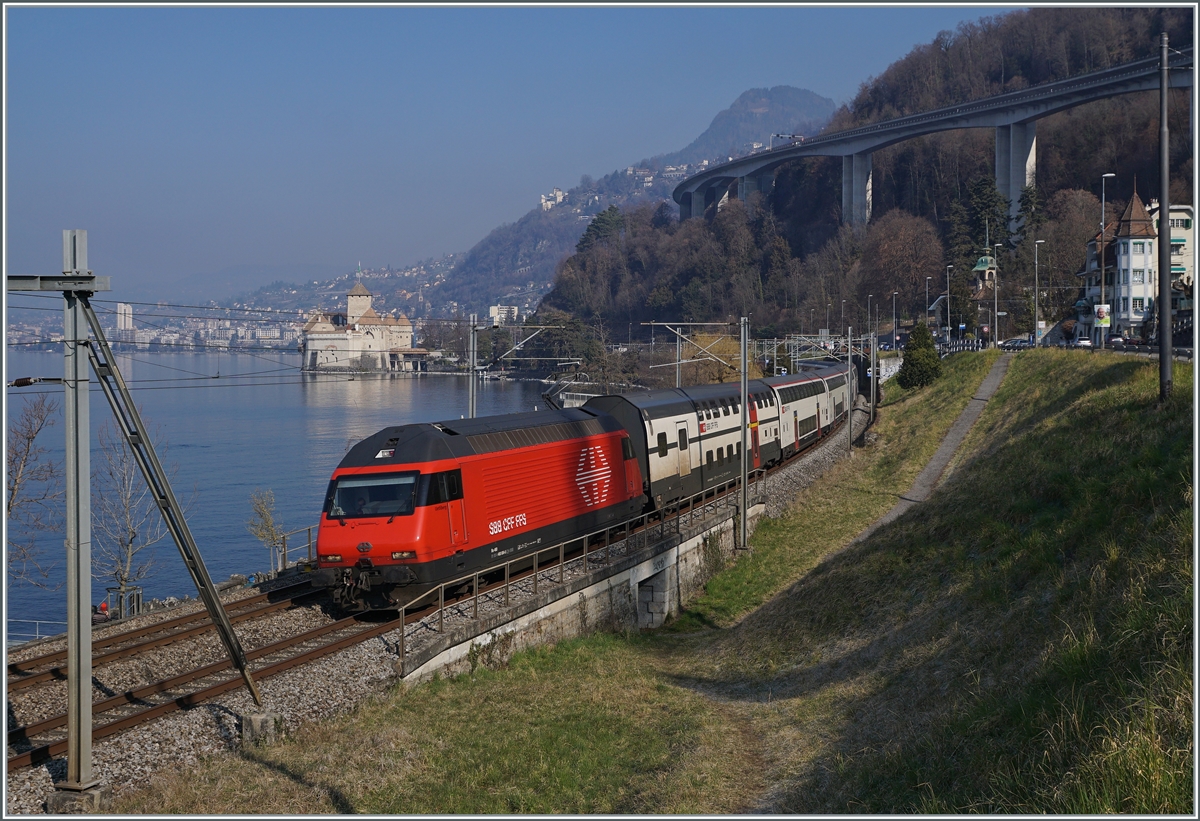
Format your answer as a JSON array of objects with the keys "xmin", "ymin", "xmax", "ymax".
[
  {"xmin": 7, "ymin": 614, "xmax": 403, "ymax": 769},
  {"xmin": 7, "ymin": 588, "xmax": 323, "ymax": 692},
  {"xmin": 7, "ymin": 582, "xmax": 313, "ymax": 675}
]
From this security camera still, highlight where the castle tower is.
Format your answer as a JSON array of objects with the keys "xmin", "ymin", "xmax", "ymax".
[{"xmin": 347, "ymin": 281, "xmax": 372, "ymax": 325}]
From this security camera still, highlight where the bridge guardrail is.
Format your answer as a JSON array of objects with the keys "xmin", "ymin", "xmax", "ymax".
[{"xmin": 393, "ymin": 467, "xmax": 770, "ymax": 673}]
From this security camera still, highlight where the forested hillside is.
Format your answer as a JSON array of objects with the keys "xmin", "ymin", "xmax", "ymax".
[{"xmin": 537, "ymin": 6, "xmax": 1193, "ymax": 349}]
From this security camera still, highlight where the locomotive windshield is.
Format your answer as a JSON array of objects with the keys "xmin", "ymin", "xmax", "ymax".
[{"xmin": 325, "ymin": 472, "xmax": 418, "ymax": 519}]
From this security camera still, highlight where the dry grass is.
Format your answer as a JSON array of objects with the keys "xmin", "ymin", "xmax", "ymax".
[{"xmin": 112, "ymin": 634, "xmax": 767, "ymax": 814}]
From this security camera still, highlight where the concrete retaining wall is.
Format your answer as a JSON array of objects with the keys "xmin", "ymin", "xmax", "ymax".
[{"xmin": 400, "ymin": 502, "xmax": 766, "ymax": 685}]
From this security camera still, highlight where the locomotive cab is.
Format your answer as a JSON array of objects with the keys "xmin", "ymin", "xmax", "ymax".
[{"xmin": 313, "ymin": 410, "xmax": 645, "ymax": 612}]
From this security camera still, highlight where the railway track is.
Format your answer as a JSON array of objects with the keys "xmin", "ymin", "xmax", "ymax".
[
  {"xmin": 6, "ymin": 582, "xmax": 319, "ymax": 692},
  {"xmin": 7, "ymin": 611, "xmax": 402, "ymax": 769}
]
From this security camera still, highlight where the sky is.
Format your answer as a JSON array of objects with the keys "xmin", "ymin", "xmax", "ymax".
[{"xmin": 5, "ymin": 4, "xmax": 1014, "ymax": 303}]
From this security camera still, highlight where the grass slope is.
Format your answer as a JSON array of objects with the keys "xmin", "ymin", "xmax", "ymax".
[
  {"xmin": 112, "ymin": 351, "xmax": 1191, "ymax": 814},
  {"xmin": 671, "ymin": 350, "xmax": 1192, "ymax": 812}
]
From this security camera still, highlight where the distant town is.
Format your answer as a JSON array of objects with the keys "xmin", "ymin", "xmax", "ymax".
[{"xmin": 5, "ymin": 276, "xmax": 531, "ymax": 369}]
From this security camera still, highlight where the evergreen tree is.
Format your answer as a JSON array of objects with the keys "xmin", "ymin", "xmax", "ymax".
[
  {"xmin": 968, "ymin": 177, "xmax": 1011, "ymax": 251},
  {"xmin": 943, "ymin": 199, "xmax": 979, "ymax": 337},
  {"xmin": 897, "ymin": 321, "xmax": 942, "ymax": 388},
  {"xmin": 576, "ymin": 205, "xmax": 624, "ymax": 253},
  {"xmin": 1017, "ymin": 184, "xmax": 1047, "ymax": 238}
]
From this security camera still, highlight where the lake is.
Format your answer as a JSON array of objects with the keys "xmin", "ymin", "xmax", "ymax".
[{"xmin": 5, "ymin": 349, "xmax": 547, "ymax": 626}]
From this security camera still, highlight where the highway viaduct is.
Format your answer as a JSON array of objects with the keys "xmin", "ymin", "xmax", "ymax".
[{"xmin": 673, "ymin": 47, "xmax": 1193, "ymax": 226}]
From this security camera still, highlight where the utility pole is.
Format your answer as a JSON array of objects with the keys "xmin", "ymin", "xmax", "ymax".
[
  {"xmin": 739, "ymin": 317, "xmax": 749, "ymax": 551},
  {"xmin": 1035, "ymin": 240, "xmax": 1045, "ymax": 345},
  {"xmin": 642, "ymin": 322, "xmax": 734, "ymax": 385},
  {"xmin": 1158, "ymin": 32, "xmax": 1173, "ymax": 399},
  {"xmin": 676, "ymin": 326, "xmax": 682, "ymax": 388},
  {"xmin": 870, "ymin": 328, "xmax": 877, "ymax": 426},
  {"xmin": 468, "ymin": 313, "xmax": 477, "ymax": 418},
  {"xmin": 61, "ymin": 231, "xmax": 99, "ymax": 798},
  {"xmin": 892, "ymin": 291, "xmax": 899, "ymax": 349},
  {"xmin": 7, "ymin": 231, "xmax": 261, "ymax": 812},
  {"xmin": 1100, "ymin": 172, "xmax": 1116, "ymax": 347},
  {"xmin": 847, "ymin": 327, "xmax": 854, "ymax": 458},
  {"xmin": 867, "ymin": 294, "xmax": 873, "ymax": 349},
  {"xmin": 994, "ymin": 244, "xmax": 1002, "ymax": 347},
  {"xmin": 946, "ymin": 265, "xmax": 953, "ymax": 341}
]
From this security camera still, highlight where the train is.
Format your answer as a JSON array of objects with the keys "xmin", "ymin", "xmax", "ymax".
[{"xmin": 309, "ymin": 358, "xmax": 856, "ymax": 611}]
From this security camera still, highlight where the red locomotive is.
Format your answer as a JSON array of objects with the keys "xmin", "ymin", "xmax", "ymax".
[{"xmin": 310, "ymin": 408, "xmax": 645, "ymax": 611}]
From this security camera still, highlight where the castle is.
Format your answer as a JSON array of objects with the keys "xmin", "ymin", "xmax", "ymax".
[{"xmin": 301, "ymin": 282, "xmax": 426, "ymax": 372}]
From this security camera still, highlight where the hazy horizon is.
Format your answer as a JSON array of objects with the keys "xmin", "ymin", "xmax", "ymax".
[{"xmin": 6, "ymin": 5, "xmax": 1011, "ymax": 305}]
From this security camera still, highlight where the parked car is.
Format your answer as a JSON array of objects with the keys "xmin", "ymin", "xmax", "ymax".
[{"xmin": 1073, "ymin": 338, "xmax": 1094, "ymax": 348}]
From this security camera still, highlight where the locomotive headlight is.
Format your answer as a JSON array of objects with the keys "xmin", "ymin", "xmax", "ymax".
[
  {"xmin": 391, "ymin": 551, "xmax": 416, "ymax": 560},
  {"xmin": 323, "ymin": 554, "xmax": 342, "ymax": 563}
]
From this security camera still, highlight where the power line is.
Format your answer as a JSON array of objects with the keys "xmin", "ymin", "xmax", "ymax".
[
  {"xmin": 8, "ymin": 292, "xmax": 533, "ymax": 326},
  {"xmin": 6, "ymin": 337, "xmax": 302, "ymax": 354}
]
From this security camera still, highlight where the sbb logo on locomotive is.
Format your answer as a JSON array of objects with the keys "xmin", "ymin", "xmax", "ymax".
[
  {"xmin": 489, "ymin": 512, "xmax": 528, "ymax": 535},
  {"xmin": 575, "ymin": 445, "xmax": 612, "ymax": 507}
]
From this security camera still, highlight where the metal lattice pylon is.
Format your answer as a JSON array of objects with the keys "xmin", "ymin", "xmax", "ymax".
[{"xmin": 78, "ymin": 295, "xmax": 263, "ymax": 705}]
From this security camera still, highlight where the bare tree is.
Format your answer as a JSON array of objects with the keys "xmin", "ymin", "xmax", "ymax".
[
  {"xmin": 246, "ymin": 488, "xmax": 285, "ymax": 569},
  {"xmin": 6, "ymin": 394, "xmax": 62, "ymax": 587},
  {"xmin": 91, "ymin": 419, "xmax": 173, "ymax": 603}
]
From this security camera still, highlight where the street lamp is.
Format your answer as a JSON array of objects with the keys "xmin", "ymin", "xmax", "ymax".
[
  {"xmin": 840, "ymin": 299, "xmax": 845, "ymax": 335},
  {"xmin": 892, "ymin": 291, "xmax": 899, "ymax": 349},
  {"xmin": 994, "ymin": 243, "xmax": 1002, "ymax": 347},
  {"xmin": 1100, "ymin": 172, "xmax": 1116, "ymax": 348},
  {"xmin": 945, "ymin": 264, "xmax": 953, "ymax": 340},
  {"xmin": 867, "ymin": 294, "xmax": 873, "ymax": 345},
  {"xmin": 809, "ymin": 307, "xmax": 814, "ymax": 335},
  {"xmin": 925, "ymin": 276, "xmax": 932, "ymax": 327},
  {"xmin": 826, "ymin": 303, "xmax": 831, "ymax": 334},
  {"xmin": 1034, "ymin": 240, "xmax": 1046, "ymax": 345}
]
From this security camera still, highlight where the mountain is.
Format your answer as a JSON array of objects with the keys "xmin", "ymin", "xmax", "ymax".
[
  {"xmin": 655, "ymin": 86, "xmax": 837, "ymax": 166},
  {"xmin": 423, "ymin": 85, "xmax": 836, "ymax": 315}
]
